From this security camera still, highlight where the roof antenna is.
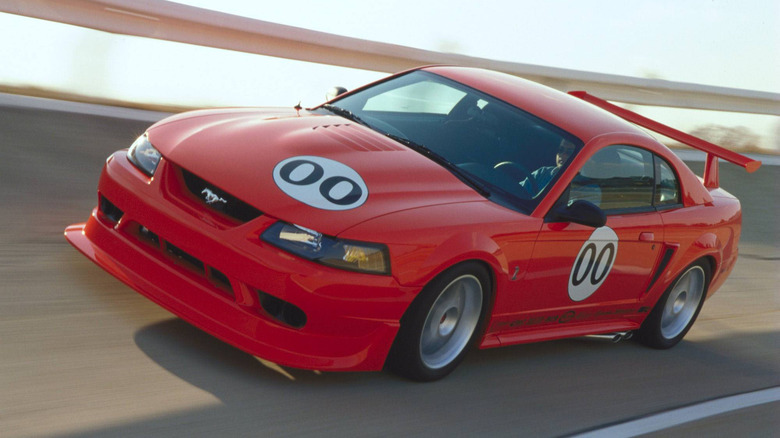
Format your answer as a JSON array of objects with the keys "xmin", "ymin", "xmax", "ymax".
[{"xmin": 294, "ymin": 101, "xmax": 303, "ymax": 111}]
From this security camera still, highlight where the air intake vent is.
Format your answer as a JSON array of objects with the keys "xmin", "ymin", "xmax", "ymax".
[
  {"xmin": 316, "ymin": 123, "xmax": 405, "ymax": 152},
  {"xmin": 126, "ymin": 221, "xmax": 234, "ymax": 297},
  {"xmin": 258, "ymin": 291, "xmax": 307, "ymax": 329},
  {"xmin": 181, "ymin": 169, "xmax": 262, "ymax": 223},
  {"xmin": 99, "ymin": 195, "xmax": 124, "ymax": 224}
]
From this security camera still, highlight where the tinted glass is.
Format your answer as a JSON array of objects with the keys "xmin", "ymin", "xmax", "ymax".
[
  {"xmin": 654, "ymin": 156, "xmax": 680, "ymax": 206},
  {"xmin": 323, "ymin": 71, "xmax": 582, "ymax": 213},
  {"xmin": 569, "ymin": 145, "xmax": 655, "ymax": 211},
  {"xmin": 363, "ymin": 81, "xmax": 467, "ymax": 114}
]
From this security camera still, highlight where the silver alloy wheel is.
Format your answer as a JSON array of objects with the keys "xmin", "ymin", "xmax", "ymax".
[
  {"xmin": 419, "ymin": 274, "xmax": 483, "ymax": 369},
  {"xmin": 660, "ymin": 266, "xmax": 705, "ymax": 339}
]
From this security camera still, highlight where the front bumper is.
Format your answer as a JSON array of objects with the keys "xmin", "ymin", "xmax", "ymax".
[{"xmin": 65, "ymin": 152, "xmax": 416, "ymax": 371}]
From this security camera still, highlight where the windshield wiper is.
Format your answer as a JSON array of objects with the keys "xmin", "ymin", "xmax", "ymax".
[
  {"xmin": 317, "ymin": 107, "xmax": 494, "ymax": 200},
  {"xmin": 321, "ymin": 104, "xmax": 369, "ymax": 127},
  {"xmin": 385, "ymin": 134, "xmax": 492, "ymax": 198},
  {"xmin": 321, "ymin": 106, "xmax": 492, "ymax": 200}
]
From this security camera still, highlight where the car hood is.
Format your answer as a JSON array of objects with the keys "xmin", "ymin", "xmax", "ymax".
[{"xmin": 147, "ymin": 108, "xmax": 485, "ymax": 235}]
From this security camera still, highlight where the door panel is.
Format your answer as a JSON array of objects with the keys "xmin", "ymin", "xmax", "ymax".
[
  {"xmin": 490, "ymin": 144, "xmax": 667, "ymax": 334},
  {"xmin": 491, "ymin": 213, "xmax": 663, "ymax": 334}
]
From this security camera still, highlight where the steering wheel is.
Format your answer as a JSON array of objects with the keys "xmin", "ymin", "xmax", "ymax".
[{"xmin": 494, "ymin": 161, "xmax": 537, "ymax": 197}]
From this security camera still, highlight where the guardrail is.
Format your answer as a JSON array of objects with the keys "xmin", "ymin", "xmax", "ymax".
[{"xmin": 2, "ymin": 0, "xmax": 779, "ymax": 115}]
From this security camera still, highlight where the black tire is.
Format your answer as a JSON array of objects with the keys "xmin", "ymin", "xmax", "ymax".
[
  {"xmin": 636, "ymin": 260, "xmax": 711, "ymax": 349},
  {"xmin": 386, "ymin": 262, "xmax": 491, "ymax": 381}
]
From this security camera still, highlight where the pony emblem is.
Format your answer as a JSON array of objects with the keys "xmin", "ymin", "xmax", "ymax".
[{"xmin": 201, "ymin": 188, "xmax": 227, "ymax": 205}]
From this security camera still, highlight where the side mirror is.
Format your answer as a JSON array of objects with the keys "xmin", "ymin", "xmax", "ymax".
[
  {"xmin": 550, "ymin": 200, "xmax": 606, "ymax": 228},
  {"xmin": 326, "ymin": 86, "xmax": 348, "ymax": 101}
]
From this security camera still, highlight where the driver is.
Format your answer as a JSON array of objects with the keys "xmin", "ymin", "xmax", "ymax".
[{"xmin": 519, "ymin": 139, "xmax": 576, "ymax": 193}]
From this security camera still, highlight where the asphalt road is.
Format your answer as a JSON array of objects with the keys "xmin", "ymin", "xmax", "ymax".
[{"xmin": 1, "ymin": 102, "xmax": 778, "ymax": 437}]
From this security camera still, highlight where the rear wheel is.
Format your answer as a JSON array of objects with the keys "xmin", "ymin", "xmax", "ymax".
[
  {"xmin": 387, "ymin": 262, "xmax": 490, "ymax": 381},
  {"xmin": 636, "ymin": 260, "xmax": 710, "ymax": 349}
]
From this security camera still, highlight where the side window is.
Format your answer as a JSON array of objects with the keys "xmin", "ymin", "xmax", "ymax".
[
  {"xmin": 654, "ymin": 156, "xmax": 680, "ymax": 207},
  {"xmin": 569, "ymin": 145, "xmax": 654, "ymax": 212}
]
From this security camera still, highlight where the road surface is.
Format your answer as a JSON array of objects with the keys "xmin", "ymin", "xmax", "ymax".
[{"xmin": 1, "ymin": 98, "xmax": 777, "ymax": 437}]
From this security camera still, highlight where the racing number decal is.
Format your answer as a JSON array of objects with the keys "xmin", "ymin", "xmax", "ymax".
[
  {"xmin": 273, "ymin": 156, "xmax": 368, "ymax": 210},
  {"xmin": 568, "ymin": 226, "xmax": 619, "ymax": 302}
]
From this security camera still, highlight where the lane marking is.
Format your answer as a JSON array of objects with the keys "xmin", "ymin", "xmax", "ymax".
[
  {"xmin": 254, "ymin": 357, "xmax": 296, "ymax": 381},
  {"xmin": 571, "ymin": 386, "xmax": 780, "ymax": 437}
]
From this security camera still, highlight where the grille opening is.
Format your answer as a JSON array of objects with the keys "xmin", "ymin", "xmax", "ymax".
[
  {"xmin": 137, "ymin": 225, "xmax": 160, "ymax": 247},
  {"xmin": 258, "ymin": 291, "xmax": 307, "ymax": 329},
  {"xmin": 99, "ymin": 196, "xmax": 124, "ymax": 224},
  {"xmin": 209, "ymin": 267, "xmax": 233, "ymax": 294},
  {"xmin": 126, "ymin": 222, "xmax": 235, "ymax": 296},
  {"xmin": 180, "ymin": 169, "xmax": 262, "ymax": 223},
  {"xmin": 165, "ymin": 242, "xmax": 205, "ymax": 274}
]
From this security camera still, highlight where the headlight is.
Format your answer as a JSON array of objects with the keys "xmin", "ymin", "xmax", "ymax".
[
  {"xmin": 127, "ymin": 134, "xmax": 161, "ymax": 177},
  {"xmin": 261, "ymin": 222, "xmax": 390, "ymax": 275}
]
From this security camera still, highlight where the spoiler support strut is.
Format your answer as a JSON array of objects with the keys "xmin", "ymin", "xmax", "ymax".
[{"xmin": 569, "ymin": 91, "xmax": 762, "ymax": 188}]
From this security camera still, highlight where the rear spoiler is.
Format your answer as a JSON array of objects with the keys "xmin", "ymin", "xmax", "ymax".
[{"xmin": 569, "ymin": 91, "xmax": 762, "ymax": 188}]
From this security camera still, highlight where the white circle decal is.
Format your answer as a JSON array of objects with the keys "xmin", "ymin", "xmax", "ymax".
[
  {"xmin": 273, "ymin": 156, "xmax": 368, "ymax": 210},
  {"xmin": 568, "ymin": 226, "xmax": 618, "ymax": 302}
]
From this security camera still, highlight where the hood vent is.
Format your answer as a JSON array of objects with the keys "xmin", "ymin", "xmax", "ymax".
[{"xmin": 315, "ymin": 123, "xmax": 405, "ymax": 152}]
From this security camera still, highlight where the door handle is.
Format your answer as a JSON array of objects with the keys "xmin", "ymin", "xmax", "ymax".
[{"xmin": 639, "ymin": 232, "xmax": 654, "ymax": 242}]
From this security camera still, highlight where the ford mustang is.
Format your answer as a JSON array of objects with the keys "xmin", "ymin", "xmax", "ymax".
[{"xmin": 65, "ymin": 66, "xmax": 760, "ymax": 381}]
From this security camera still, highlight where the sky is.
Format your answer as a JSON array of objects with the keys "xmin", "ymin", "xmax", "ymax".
[{"xmin": 0, "ymin": 0, "xmax": 778, "ymax": 148}]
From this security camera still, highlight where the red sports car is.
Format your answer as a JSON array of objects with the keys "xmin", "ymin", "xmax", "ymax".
[{"xmin": 65, "ymin": 66, "xmax": 760, "ymax": 381}]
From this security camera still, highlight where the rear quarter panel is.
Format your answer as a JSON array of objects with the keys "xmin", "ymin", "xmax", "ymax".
[{"xmin": 656, "ymin": 190, "xmax": 741, "ymax": 302}]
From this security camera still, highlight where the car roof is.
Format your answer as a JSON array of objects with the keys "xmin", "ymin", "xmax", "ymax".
[{"xmin": 423, "ymin": 66, "xmax": 653, "ymax": 144}]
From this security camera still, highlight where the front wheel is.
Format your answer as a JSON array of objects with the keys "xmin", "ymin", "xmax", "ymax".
[
  {"xmin": 636, "ymin": 260, "xmax": 710, "ymax": 349},
  {"xmin": 387, "ymin": 262, "xmax": 490, "ymax": 381}
]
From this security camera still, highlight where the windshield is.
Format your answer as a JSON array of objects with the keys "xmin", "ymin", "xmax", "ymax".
[{"xmin": 316, "ymin": 70, "xmax": 582, "ymax": 214}]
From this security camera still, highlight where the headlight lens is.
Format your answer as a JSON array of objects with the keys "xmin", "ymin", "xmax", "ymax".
[
  {"xmin": 261, "ymin": 222, "xmax": 390, "ymax": 275},
  {"xmin": 127, "ymin": 134, "xmax": 161, "ymax": 177}
]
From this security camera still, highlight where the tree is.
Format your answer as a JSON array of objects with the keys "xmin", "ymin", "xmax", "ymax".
[{"xmin": 689, "ymin": 124, "xmax": 761, "ymax": 151}]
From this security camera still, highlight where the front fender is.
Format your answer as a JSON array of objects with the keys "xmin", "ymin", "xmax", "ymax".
[
  {"xmin": 338, "ymin": 201, "xmax": 540, "ymax": 290},
  {"xmin": 411, "ymin": 231, "xmax": 508, "ymax": 287}
]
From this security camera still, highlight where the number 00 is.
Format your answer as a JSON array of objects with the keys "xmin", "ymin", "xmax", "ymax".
[{"xmin": 571, "ymin": 242, "xmax": 615, "ymax": 287}]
